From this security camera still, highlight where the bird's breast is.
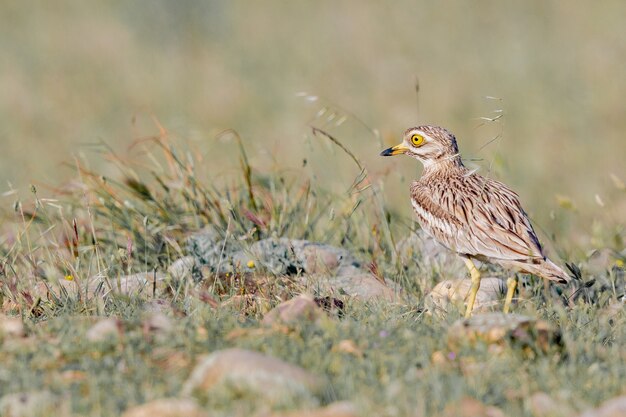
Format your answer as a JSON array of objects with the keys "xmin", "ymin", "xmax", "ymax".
[{"xmin": 411, "ymin": 198, "xmax": 457, "ymax": 237}]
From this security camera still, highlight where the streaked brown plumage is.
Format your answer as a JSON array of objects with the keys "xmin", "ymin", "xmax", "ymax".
[{"xmin": 381, "ymin": 125, "xmax": 569, "ymax": 316}]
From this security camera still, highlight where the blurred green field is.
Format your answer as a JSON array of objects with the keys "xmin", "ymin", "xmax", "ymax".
[{"xmin": 1, "ymin": 1, "xmax": 624, "ymax": 248}]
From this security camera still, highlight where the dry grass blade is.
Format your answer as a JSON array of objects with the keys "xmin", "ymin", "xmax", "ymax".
[
  {"xmin": 216, "ymin": 128, "xmax": 258, "ymax": 212},
  {"xmin": 310, "ymin": 126, "xmax": 371, "ymax": 195},
  {"xmin": 311, "ymin": 127, "xmax": 364, "ymax": 172}
]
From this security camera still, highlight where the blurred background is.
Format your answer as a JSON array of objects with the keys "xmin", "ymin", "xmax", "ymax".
[{"xmin": 0, "ymin": 1, "xmax": 624, "ymax": 249}]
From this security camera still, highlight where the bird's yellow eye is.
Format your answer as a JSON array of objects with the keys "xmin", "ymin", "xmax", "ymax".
[{"xmin": 410, "ymin": 134, "xmax": 424, "ymax": 146}]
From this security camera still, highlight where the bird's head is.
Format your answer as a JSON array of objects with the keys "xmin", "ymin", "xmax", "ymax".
[{"xmin": 380, "ymin": 125, "xmax": 462, "ymax": 168}]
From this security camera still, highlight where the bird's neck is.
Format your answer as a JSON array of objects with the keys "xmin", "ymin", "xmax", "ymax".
[{"xmin": 421, "ymin": 154, "xmax": 465, "ymax": 177}]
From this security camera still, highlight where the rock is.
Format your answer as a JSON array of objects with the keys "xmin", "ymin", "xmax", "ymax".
[
  {"xmin": 528, "ymin": 392, "xmax": 575, "ymax": 417},
  {"xmin": 243, "ymin": 239, "xmax": 360, "ymax": 276},
  {"xmin": 112, "ymin": 272, "xmax": 167, "ymax": 296},
  {"xmin": 299, "ymin": 243, "xmax": 346, "ymax": 274},
  {"xmin": 447, "ymin": 313, "xmax": 563, "ymax": 355},
  {"xmin": 57, "ymin": 272, "xmax": 167, "ymax": 300},
  {"xmin": 187, "ymin": 230, "xmax": 401, "ymax": 300},
  {"xmin": 143, "ymin": 299, "xmax": 177, "ymax": 314},
  {"xmin": 262, "ymin": 294, "xmax": 326, "ymax": 326},
  {"xmin": 426, "ymin": 278, "xmax": 506, "ymax": 314},
  {"xmin": 168, "ymin": 256, "xmax": 200, "ymax": 281},
  {"xmin": 181, "ymin": 348, "xmax": 323, "ymax": 405},
  {"xmin": 269, "ymin": 401, "xmax": 359, "ymax": 417},
  {"xmin": 143, "ymin": 312, "xmax": 173, "ymax": 334},
  {"xmin": 300, "ymin": 269, "xmax": 399, "ymax": 301},
  {"xmin": 332, "ymin": 340, "xmax": 363, "ymax": 358},
  {"xmin": 188, "ymin": 229, "xmax": 352, "ymax": 275},
  {"xmin": 580, "ymin": 395, "xmax": 626, "ymax": 417},
  {"xmin": 0, "ymin": 390, "xmax": 59, "ymax": 417},
  {"xmin": 187, "ymin": 227, "xmax": 288, "ymax": 275},
  {"xmin": 86, "ymin": 317, "xmax": 122, "ymax": 343},
  {"xmin": 0, "ymin": 315, "xmax": 26, "ymax": 339},
  {"xmin": 187, "ymin": 227, "xmax": 239, "ymax": 273},
  {"xmin": 121, "ymin": 398, "xmax": 208, "ymax": 417},
  {"xmin": 431, "ymin": 350, "xmax": 449, "ymax": 366},
  {"xmin": 442, "ymin": 397, "xmax": 504, "ymax": 417}
]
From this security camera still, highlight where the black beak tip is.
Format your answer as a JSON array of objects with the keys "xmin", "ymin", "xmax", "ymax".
[{"xmin": 380, "ymin": 148, "xmax": 393, "ymax": 156}]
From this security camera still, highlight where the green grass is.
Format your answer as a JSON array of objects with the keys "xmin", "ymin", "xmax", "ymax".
[{"xmin": 0, "ymin": 131, "xmax": 624, "ymax": 416}]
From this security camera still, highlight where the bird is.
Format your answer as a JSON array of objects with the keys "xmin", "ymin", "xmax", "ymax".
[{"xmin": 380, "ymin": 125, "xmax": 570, "ymax": 317}]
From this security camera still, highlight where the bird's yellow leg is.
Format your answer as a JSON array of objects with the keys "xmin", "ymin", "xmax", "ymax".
[
  {"xmin": 503, "ymin": 276, "xmax": 517, "ymax": 314},
  {"xmin": 463, "ymin": 258, "xmax": 481, "ymax": 318}
]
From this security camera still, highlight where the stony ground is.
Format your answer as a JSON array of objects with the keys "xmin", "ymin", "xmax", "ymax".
[{"xmin": 1, "ymin": 229, "xmax": 624, "ymax": 417}]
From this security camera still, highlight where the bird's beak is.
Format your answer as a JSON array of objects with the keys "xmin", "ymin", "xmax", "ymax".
[{"xmin": 380, "ymin": 144, "xmax": 409, "ymax": 156}]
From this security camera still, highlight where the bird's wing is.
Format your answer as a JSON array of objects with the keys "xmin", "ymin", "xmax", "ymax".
[{"xmin": 411, "ymin": 175, "xmax": 545, "ymax": 262}]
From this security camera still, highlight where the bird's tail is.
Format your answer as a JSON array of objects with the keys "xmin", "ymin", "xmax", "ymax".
[{"xmin": 524, "ymin": 258, "xmax": 571, "ymax": 284}]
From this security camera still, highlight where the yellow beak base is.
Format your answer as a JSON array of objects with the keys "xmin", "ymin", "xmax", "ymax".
[{"xmin": 380, "ymin": 144, "xmax": 409, "ymax": 156}]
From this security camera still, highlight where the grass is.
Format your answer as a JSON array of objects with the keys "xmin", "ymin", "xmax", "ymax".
[{"xmin": 0, "ymin": 124, "xmax": 624, "ymax": 417}]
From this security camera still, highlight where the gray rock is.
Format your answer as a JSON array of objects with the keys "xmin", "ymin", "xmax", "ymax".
[
  {"xmin": 187, "ymin": 227, "xmax": 242, "ymax": 274},
  {"xmin": 86, "ymin": 317, "xmax": 121, "ymax": 343},
  {"xmin": 57, "ymin": 272, "xmax": 167, "ymax": 300},
  {"xmin": 262, "ymin": 294, "xmax": 326, "ymax": 326},
  {"xmin": 113, "ymin": 272, "xmax": 167, "ymax": 296},
  {"xmin": 0, "ymin": 315, "xmax": 26, "ymax": 339},
  {"xmin": 121, "ymin": 398, "xmax": 209, "ymax": 417},
  {"xmin": 0, "ymin": 391, "xmax": 59, "ymax": 417},
  {"xmin": 143, "ymin": 311, "xmax": 173, "ymax": 334},
  {"xmin": 580, "ymin": 395, "xmax": 626, "ymax": 417},
  {"xmin": 181, "ymin": 348, "xmax": 323, "ymax": 406},
  {"xmin": 249, "ymin": 240, "xmax": 401, "ymax": 300},
  {"xmin": 442, "ymin": 397, "xmax": 505, "ymax": 417},
  {"xmin": 300, "ymin": 269, "xmax": 399, "ymax": 301},
  {"xmin": 245, "ymin": 238, "xmax": 307, "ymax": 275},
  {"xmin": 186, "ymin": 229, "xmax": 400, "ymax": 300},
  {"xmin": 299, "ymin": 242, "xmax": 352, "ymax": 274},
  {"xmin": 269, "ymin": 401, "xmax": 360, "ymax": 417},
  {"xmin": 167, "ymin": 256, "xmax": 200, "ymax": 281},
  {"xmin": 143, "ymin": 299, "xmax": 177, "ymax": 314},
  {"xmin": 528, "ymin": 392, "xmax": 574, "ymax": 417},
  {"xmin": 244, "ymin": 238, "xmax": 360, "ymax": 276},
  {"xmin": 187, "ymin": 228, "xmax": 361, "ymax": 276}
]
